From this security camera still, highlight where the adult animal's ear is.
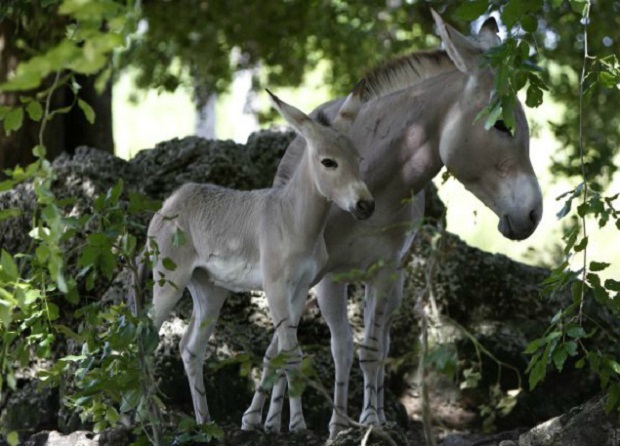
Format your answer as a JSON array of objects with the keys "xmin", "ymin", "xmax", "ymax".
[
  {"xmin": 431, "ymin": 8, "xmax": 500, "ymax": 75},
  {"xmin": 333, "ymin": 78, "xmax": 366, "ymax": 131},
  {"xmin": 478, "ymin": 17, "xmax": 501, "ymax": 51},
  {"xmin": 266, "ymin": 89, "xmax": 315, "ymax": 138}
]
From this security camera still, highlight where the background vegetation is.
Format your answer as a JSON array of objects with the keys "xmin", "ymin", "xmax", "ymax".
[{"xmin": 0, "ymin": 0, "xmax": 618, "ymax": 444}]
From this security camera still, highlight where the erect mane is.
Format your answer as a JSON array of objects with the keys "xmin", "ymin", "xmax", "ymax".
[{"xmin": 361, "ymin": 49, "xmax": 455, "ymax": 101}]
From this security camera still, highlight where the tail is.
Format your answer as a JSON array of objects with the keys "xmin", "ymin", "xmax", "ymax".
[{"xmin": 127, "ymin": 247, "xmax": 148, "ymax": 317}]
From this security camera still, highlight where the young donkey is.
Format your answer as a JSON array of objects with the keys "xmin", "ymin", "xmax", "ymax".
[{"xmin": 146, "ymin": 86, "xmax": 374, "ymax": 430}]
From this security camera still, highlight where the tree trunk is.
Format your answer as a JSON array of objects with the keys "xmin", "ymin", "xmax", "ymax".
[{"xmin": 0, "ymin": 21, "xmax": 113, "ymax": 178}]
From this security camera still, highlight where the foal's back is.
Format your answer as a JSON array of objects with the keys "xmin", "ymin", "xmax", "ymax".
[{"xmin": 149, "ymin": 183, "xmax": 268, "ymax": 292}]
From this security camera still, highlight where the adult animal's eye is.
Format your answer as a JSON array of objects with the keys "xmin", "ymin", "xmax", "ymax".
[
  {"xmin": 321, "ymin": 158, "xmax": 338, "ymax": 168},
  {"xmin": 494, "ymin": 119, "xmax": 513, "ymax": 136}
]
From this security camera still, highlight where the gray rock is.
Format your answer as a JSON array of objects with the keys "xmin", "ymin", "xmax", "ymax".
[{"xmin": 518, "ymin": 394, "xmax": 620, "ymax": 446}]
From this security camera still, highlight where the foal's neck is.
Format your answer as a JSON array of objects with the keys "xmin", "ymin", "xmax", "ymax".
[{"xmin": 279, "ymin": 148, "xmax": 331, "ymax": 236}]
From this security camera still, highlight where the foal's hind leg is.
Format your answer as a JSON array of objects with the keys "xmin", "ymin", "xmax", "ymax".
[
  {"xmin": 315, "ymin": 276, "xmax": 353, "ymax": 439},
  {"xmin": 181, "ymin": 269, "xmax": 228, "ymax": 424}
]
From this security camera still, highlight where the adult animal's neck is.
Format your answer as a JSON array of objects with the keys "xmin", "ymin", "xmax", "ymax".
[{"xmin": 352, "ymin": 70, "xmax": 462, "ymax": 208}]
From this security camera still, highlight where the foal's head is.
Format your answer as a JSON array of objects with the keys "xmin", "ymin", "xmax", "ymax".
[
  {"xmin": 431, "ymin": 10, "xmax": 543, "ymax": 240},
  {"xmin": 267, "ymin": 86, "xmax": 375, "ymax": 220}
]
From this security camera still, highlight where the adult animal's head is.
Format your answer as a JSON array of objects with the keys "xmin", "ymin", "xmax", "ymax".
[{"xmin": 432, "ymin": 10, "xmax": 542, "ymax": 240}]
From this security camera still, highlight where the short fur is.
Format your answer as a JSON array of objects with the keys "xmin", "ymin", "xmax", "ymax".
[{"xmin": 146, "ymin": 89, "xmax": 374, "ymax": 432}]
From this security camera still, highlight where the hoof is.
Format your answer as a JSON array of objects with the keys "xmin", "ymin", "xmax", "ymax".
[
  {"xmin": 377, "ymin": 409, "xmax": 387, "ymax": 425},
  {"xmin": 289, "ymin": 419, "xmax": 307, "ymax": 432},
  {"xmin": 264, "ymin": 422, "xmax": 282, "ymax": 433},
  {"xmin": 359, "ymin": 409, "xmax": 380, "ymax": 426},
  {"xmin": 241, "ymin": 412, "xmax": 262, "ymax": 431},
  {"xmin": 328, "ymin": 419, "xmax": 350, "ymax": 440}
]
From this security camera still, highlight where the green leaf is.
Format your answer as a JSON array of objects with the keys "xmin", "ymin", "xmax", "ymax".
[
  {"xmin": 569, "ymin": 0, "xmax": 587, "ymax": 15},
  {"xmin": 526, "ymin": 85, "xmax": 543, "ymax": 107},
  {"xmin": 55, "ymin": 324, "xmax": 84, "ymax": 342},
  {"xmin": 574, "ymin": 236, "xmax": 588, "ymax": 252},
  {"xmin": 528, "ymin": 356, "xmax": 547, "ymax": 390},
  {"xmin": 0, "ymin": 208, "xmax": 20, "ymax": 221},
  {"xmin": 502, "ymin": 0, "xmax": 523, "ymax": 29},
  {"xmin": 120, "ymin": 388, "xmax": 141, "ymax": 413},
  {"xmin": 0, "ymin": 250, "xmax": 18, "ymax": 281},
  {"xmin": 78, "ymin": 98, "xmax": 96, "ymax": 124},
  {"xmin": 604, "ymin": 279, "xmax": 620, "ymax": 292},
  {"xmin": 567, "ymin": 326, "xmax": 586, "ymax": 339},
  {"xmin": 590, "ymin": 261, "xmax": 610, "ymax": 272},
  {"xmin": 524, "ymin": 337, "xmax": 543, "ymax": 354},
  {"xmin": 162, "ymin": 257, "xmax": 177, "ymax": 271},
  {"xmin": 26, "ymin": 100, "xmax": 44, "ymax": 122},
  {"xmin": 564, "ymin": 341, "xmax": 578, "ymax": 356},
  {"xmin": 521, "ymin": 14, "xmax": 538, "ymax": 33},
  {"xmin": 106, "ymin": 179, "xmax": 123, "ymax": 205},
  {"xmin": 172, "ymin": 227, "xmax": 187, "ymax": 247},
  {"xmin": 454, "ymin": 0, "xmax": 489, "ymax": 20},
  {"xmin": 0, "ymin": 105, "xmax": 11, "ymax": 119},
  {"xmin": 552, "ymin": 345, "xmax": 568, "ymax": 371},
  {"xmin": 605, "ymin": 384, "xmax": 620, "ymax": 413},
  {"xmin": 599, "ymin": 71, "xmax": 618, "ymax": 89},
  {"xmin": 32, "ymin": 144, "xmax": 47, "ymax": 158},
  {"xmin": 4, "ymin": 107, "xmax": 24, "ymax": 134},
  {"xmin": 484, "ymin": 101, "xmax": 503, "ymax": 130},
  {"xmin": 7, "ymin": 431, "xmax": 19, "ymax": 446}
]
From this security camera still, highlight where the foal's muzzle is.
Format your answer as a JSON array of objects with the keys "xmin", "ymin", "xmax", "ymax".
[{"xmin": 352, "ymin": 199, "xmax": 375, "ymax": 220}]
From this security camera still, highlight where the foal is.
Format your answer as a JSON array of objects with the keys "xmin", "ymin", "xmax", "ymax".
[{"xmin": 146, "ymin": 87, "xmax": 374, "ymax": 431}]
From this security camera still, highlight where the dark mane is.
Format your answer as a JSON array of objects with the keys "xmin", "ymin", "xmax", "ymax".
[
  {"xmin": 315, "ymin": 110, "xmax": 332, "ymax": 127},
  {"xmin": 361, "ymin": 49, "xmax": 455, "ymax": 101}
]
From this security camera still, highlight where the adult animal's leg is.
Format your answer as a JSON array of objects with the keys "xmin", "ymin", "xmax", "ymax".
[
  {"xmin": 375, "ymin": 270, "xmax": 404, "ymax": 424},
  {"xmin": 358, "ymin": 267, "xmax": 404, "ymax": 426},
  {"xmin": 315, "ymin": 276, "xmax": 353, "ymax": 439},
  {"xmin": 180, "ymin": 269, "xmax": 228, "ymax": 424}
]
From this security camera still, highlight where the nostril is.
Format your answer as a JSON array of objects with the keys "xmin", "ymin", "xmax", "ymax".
[
  {"xmin": 529, "ymin": 208, "xmax": 538, "ymax": 225},
  {"xmin": 356, "ymin": 199, "xmax": 375, "ymax": 215}
]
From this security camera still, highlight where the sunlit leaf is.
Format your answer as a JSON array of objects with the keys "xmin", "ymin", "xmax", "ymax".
[
  {"xmin": 4, "ymin": 107, "xmax": 24, "ymax": 134},
  {"xmin": 26, "ymin": 100, "xmax": 44, "ymax": 122},
  {"xmin": 78, "ymin": 98, "xmax": 96, "ymax": 124}
]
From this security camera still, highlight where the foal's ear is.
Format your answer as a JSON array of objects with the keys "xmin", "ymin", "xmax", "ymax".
[
  {"xmin": 266, "ymin": 89, "xmax": 313, "ymax": 137},
  {"xmin": 431, "ymin": 8, "xmax": 497, "ymax": 75},
  {"xmin": 333, "ymin": 79, "xmax": 365, "ymax": 131}
]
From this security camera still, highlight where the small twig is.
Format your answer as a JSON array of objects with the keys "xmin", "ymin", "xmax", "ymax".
[
  {"xmin": 361, "ymin": 425, "xmax": 373, "ymax": 446},
  {"xmin": 577, "ymin": 1, "xmax": 591, "ymax": 324}
]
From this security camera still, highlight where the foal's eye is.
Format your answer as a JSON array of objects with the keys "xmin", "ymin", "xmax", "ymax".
[
  {"xmin": 493, "ymin": 119, "xmax": 513, "ymax": 136},
  {"xmin": 321, "ymin": 158, "xmax": 338, "ymax": 168}
]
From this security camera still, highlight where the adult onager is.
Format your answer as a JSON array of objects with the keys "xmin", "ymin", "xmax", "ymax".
[
  {"xmin": 260, "ymin": 11, "xmax": 543, "ymax": 438},
  {"xmin": 146, "ymin": 89, "xmax": 374, "ymax": 430}
]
